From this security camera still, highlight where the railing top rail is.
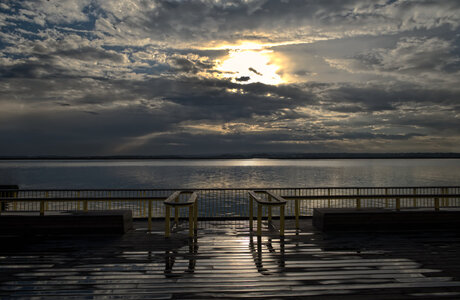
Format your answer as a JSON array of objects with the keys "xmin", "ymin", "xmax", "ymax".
[
  {"xmin": 283, "ymin": 194, "xmax": 460, "ymax": 200},
  {"xmin": 0, "ymin": 196, "xmax": 167, "ymax": 201},
  {"xmin": 4, "ymin": 186, "xmax": 460, "ymax": 192}
]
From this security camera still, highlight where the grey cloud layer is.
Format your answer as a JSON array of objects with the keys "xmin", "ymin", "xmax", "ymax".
[{"xmin": 1, "ymin": 0, "xmax": 460, "ymax": 155}]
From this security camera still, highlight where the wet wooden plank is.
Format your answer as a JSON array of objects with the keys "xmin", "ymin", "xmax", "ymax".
[{"xmin": 1, "ymin": 219, "xmax": 460, "ymax": 299}]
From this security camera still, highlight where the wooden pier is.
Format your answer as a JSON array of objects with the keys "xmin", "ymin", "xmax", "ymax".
[{"xmin": 1, "ymin": 219, "xmax": 460, "ymax": 299}]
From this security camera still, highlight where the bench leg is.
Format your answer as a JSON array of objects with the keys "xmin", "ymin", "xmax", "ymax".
[
  {"xmin": 257, "ymin": 203, "xmax": 262, "ymax": 236},
  {"xmin": 189, "ymin": 205, "xmax": 194, "ymax": 237},
  {"xmin": 280, "ymin": 205, "xmax": 285, "ymax": 236},
  {"xmin": 165, "ymin": 206, "xmax": 171, "ymax": 237}
]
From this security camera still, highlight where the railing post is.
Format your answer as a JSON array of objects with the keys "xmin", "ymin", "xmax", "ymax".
[
  {"xmin": 267, "ymin": 194, "xmax": 272, "ymax": 222},
  {"xmin": 148, "ymin": 199, "xmax": 152, "ymax": 232},
  {"xmin": 327, "ymin": 188, "xmax": 331, "ymax": 208},
  {"xmin": 40, "ymin": 200, "xmax": 45, "ymax": 216},
  {"xmin": 249, "ymin": 195, "xmax": 253, "ymax": 231},
  {"xmin": 189, "ymin": 205, "xmax": 194, "ymax": 237},
  {"xmin": 356, "ymin": 188, "xmax": 361, "ymax": 209},
  {"xmin": 434, "ymin": 197, "xmax": 440, "ymax": 211},
  {"xmin": 45, "ymin": 191, "xmax": 49, "ymax": 212},
  {"xmin": 257, "ymin": 203, "xmax": 262, "ymax": 236},
  {"xmin": 396, "ymin": 198, "xmax": 400, "ymax": 211},
  {"xmin": 295, "ymin": 199, "xmax": 299, "ymax": 229},
  {"xmin": 194, "ymin": 198, "xmax": 198, "ymax": 233},
  {"xmin": 443, "ymin": 188, "xmax": 448, "ymax": 207},
  {"xmin": 165, "ymin": 206, "xmax": 171, "ymax": 238},
  {"xmin": 13, "ymin": 191, "xmax": 17, "ymax": 211},
  {"xmin": 280, "ymin": 205, "xmax": 285, "ymax": 236},
  {"xmin": 143, "ymin": 191, "xmax": 147, "ymax": 218},
  {"xmin": 174, "ymin": 196, "xmax": 179, "ymax": 224},
  {"xmin": 84, "ymin": 199, "xmax": 88, "ymax": 212},
  {"xmin": 385, "ymin": 188, "xmax": 388, "ymax": 208},
  {"xmin": 413, "ymin": 188, "xmax": 417, "ymax": 207}
]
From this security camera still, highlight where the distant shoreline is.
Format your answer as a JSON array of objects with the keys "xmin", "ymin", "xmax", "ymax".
[{"xmin": 1, "ymin": 153, "xmax": 460, "ymax": 160}]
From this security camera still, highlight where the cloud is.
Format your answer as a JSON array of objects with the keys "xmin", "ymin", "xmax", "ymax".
[
  {"xmin": 249, "ymin": 67, "xmax": 262, "ymax": 75},
  {"xmin": 1, "ymin": 1, "xmax": 460, "ymax": 155},
  {"xmin": 235, "ymin": 76, "xmax": 250, "ymax": 82}
]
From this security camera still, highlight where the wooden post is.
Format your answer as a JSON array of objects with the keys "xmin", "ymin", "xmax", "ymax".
[
  {"xmin": 174, "ymin": 196, "xmax": 179, "ymax": 224},
  {"xmin": 413, "ymin": 188, "xmax": 417, "ymax": 207},
  {"xmin": 434, "ymin": 197, "xmax": 440, "ymax": 211},
  {"xmin": 268, "ymin": 194, "xmax": 272, "ymax": 222},
  {"xmin": 327, "ymin": 188, "xmax": 331, "ymax": 208},
  {"xmin": 280, "ymin": 205, "xmax": 285, "ymax": 236},
  {"xmin": 396, "ymin": 198, "xmax": 400, "ymax": 211},
  {"xmin": 194, "ymin": 199, "xmax": 198, "ymax": 233},
  {"xmin": 257, "ymin": 203, "xmax": 262, "ymax": 236},
  {"xmin": 385, "ymin": 188, "xmax": 388, "ymax": 208},
  {"xmin": 189, "ymin": 205, "xmax": 194, "ymax": 237},
  {"xmin": 295, "ymin": 199, "xmax": 299, "ymax": 229},
  {"xmin": 165, "ymin": 206, "xmax": 171, "ymax": 237},
  {"xmin": 13, "ymin": 191, "xmax": 17, "ymax": 211},
  {"xmin": 443, "ymin": 188, "xmax": 448, "ymax": 207},
  {"xmin": 249, "ymin": 196, "xmax": 253, "ymax": 231},
  {"xmin": 40, "ymin": 200, "xmax": 45, "ymax": 216},
  {"xmin": 143, "ymin": 191, "xmax": 146, "ymax": 217},
  {"xmin": 356, "ymin": 188, "xmax": 360, "ymax": 209},
  {"xmin": 148, "ymin": 199, "xmax": 152, "ymax": 232}
]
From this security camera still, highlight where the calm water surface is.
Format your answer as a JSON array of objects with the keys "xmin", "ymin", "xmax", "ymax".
[{"xmin": 0, "ymin": 159, "xmax": 459, "ymax": 189}]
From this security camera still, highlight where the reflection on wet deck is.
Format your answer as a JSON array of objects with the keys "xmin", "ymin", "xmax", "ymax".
[{"xmin": 1, "ymin": 219, "xmax": 460, "ymax": 299}]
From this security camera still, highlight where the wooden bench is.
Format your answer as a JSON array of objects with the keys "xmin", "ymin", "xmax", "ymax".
[
  {"xmin": 248, "ymin": 190, "xmax": 287, "ymax": 236},
  {"xmin": 164, "ymin": 191, "xmax": 198, "ymax": 238},
  {"xmin": 0, "ymin": 185, "xmax": 18, "ymax": 212},
  {"xmin": 0, "ymin": 210, "xmax": 133, "ymax": 234}
]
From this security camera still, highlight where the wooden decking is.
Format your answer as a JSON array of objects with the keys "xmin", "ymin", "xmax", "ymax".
[{"xmin": 1, "ymin": 219, "xmax": 460, "ymax": 299}]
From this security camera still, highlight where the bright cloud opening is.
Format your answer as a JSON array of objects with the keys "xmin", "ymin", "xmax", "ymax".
[{"xmin": 216, "ymin": 49, "xmax": 284, "ymax": 85}]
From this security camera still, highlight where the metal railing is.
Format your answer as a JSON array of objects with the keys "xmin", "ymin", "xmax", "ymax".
[{"xmin": 1, "ymin": 187, "xmax": 459, "ymax": 219}]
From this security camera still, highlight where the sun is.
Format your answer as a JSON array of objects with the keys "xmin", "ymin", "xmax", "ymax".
[{"xmin": 216, "ymin": 49, "xmax": 284, "ymax": 85}]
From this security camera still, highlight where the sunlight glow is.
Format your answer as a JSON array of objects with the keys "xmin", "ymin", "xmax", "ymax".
[{"xmin": 216, "ymin": 47, "xmax": 284, "ymax": 85}]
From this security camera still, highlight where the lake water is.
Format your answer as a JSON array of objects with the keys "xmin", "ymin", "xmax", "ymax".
[{"xmin": 1, "ymin": 159, "xmax": 460, "ymax": 189}]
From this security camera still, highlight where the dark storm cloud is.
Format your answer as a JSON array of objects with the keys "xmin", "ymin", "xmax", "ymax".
[
  {"xmin": 91, "ymin": 0, "xmax": 460, "ymax": 45},
  {"xmin": 1, "ymin": 0, "xmax": 460, "ymax": 155}
]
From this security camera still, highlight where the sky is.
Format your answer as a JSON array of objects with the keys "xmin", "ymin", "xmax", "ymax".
[{"xmin": 1, "ymin": 0, "xmax": 460, "ymax": 156}]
